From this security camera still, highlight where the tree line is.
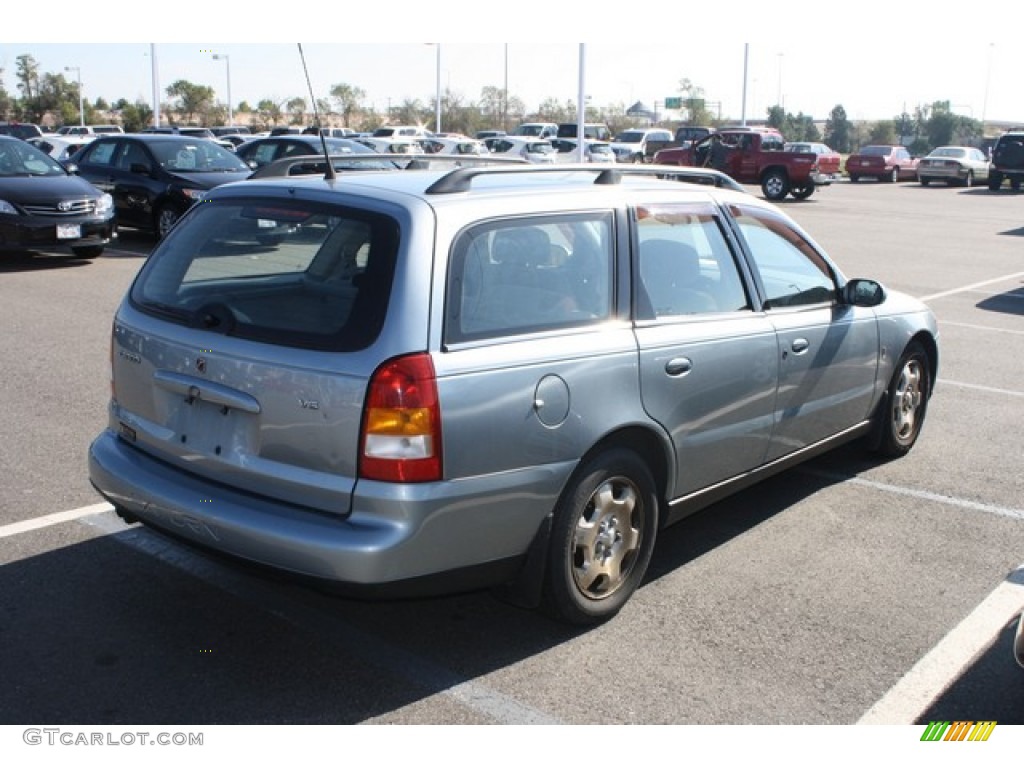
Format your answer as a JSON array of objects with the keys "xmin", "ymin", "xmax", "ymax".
[{"xmin": 1, "ymin": 54, "xmax": 985, "ymax": 154}]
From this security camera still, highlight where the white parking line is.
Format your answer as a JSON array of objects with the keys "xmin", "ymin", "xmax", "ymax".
[
  {"xmin": 938, "ymin": 378, "xmax": 1024, "ymax": 398},
  {"xmin": 803, "ymin": 469, "xmax": 1024, "ymax": 521},
  {"xmin": 919, "ymin": 271, "xmax": 1024, "ymax": 303},
  {"xmin": 858, "ymin": 565, "xmax": 1024, "ymax": 724},
  {"xmin": 0, "ymin": 502, "xmax": 113, "ymax": 540},
  {"xmin": 939, "ymin": 320, "xmax": 1024, "ymax": 337}
]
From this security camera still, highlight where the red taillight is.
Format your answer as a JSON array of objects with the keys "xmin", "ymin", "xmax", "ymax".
[{"xmin": 360, "ymin": 353, "xmax": 442, "ymax": 483}]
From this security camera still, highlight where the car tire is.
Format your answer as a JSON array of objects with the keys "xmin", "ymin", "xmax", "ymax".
[
  {"xmin": 988, "ymin": 172, "xmax": 1003, "ymax": 191},
  {"xmin": 790, "ymin": 183, "xmax": 814, "ymax": 200},
  {"xmin": 849, "ymin": 174, "xmax": 860, "ymax": 183},
  {"xmin": 155, "ymin": 205, "xmax": 183, "ymax": 239},
  {"xmin": 963, "ymin": 170, "xmax": 974, "ymax": 188},
  {"xmin": 761, "ymin": 170, "xmax": 790, "ymax": 201},
  {"xmin": 70, "ymin": 245, "xmax": 104, "ymax": 258},
  {"xmin": 543, "ymin": 449, "xmax": 659, "ymax": 625},
  {"xmin": 887, "ymin": 167, "xmax": 899, "ymax": 183},
  {"xmin": 919, "ymin": 177, "xmax": 930, "ymax": 187},
  {"xmin": 874, "ymin": 340, "xmax": 930, "ymax": 458}
]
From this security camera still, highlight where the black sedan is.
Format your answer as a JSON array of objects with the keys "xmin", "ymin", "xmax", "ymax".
[
  {"xmin": 72, "ymin": 134, "xmax": 251, "ymax": 238},
  {"xmin": 234, "ymin": 135, "xmax": 393, "ymax": 171},
  {"xmin": 0, "ymin": 136, "xmax": 115, "ymax": 258}
]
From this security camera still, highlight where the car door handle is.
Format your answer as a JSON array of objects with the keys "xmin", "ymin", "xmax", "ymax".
[
  {"xmin": 790, "ymin": 338, "xmax": 810, "ymax": 355},
  {"xmin": 665, "ymin": 357, "xmax": 693, "ymax": 376}
]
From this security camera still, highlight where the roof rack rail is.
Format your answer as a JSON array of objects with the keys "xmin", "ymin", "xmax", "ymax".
[
  {"xmin": 424, "ymin": 164, "xmax": 744, "ymax": 194},
  {"xmin": 248, "ymin": 153, "xmax": 527, "ymax": 180}
]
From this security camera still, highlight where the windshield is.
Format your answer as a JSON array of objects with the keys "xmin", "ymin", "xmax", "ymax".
[
  {"xmin": 931, "ymin": 147, "xmax": 965, "ymax": 158},
  {"xmin": 0, "ymin": 139, "xmax": 66, "ymax": 177},
  {"xmin": 859, "ymin": 146, "xmax": 892, "ymax": 156},
  {"xmin": 615, "ymin": 131, "xmax": 646, "ymax": 143},
  {"xmin": 151, "ymin": 140, "xmax": 249, "ymax": 172}
]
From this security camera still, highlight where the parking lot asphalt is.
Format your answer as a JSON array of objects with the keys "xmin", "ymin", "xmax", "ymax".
[{"xmin": 1, "ymin": 180, "xmax": 1022, "ymax": 749}]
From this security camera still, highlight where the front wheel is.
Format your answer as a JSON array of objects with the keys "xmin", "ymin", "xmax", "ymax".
[
  {"xmin": 155, "ymin": 204, "xmax": 184, "ymax": 239},
  {"xmin": 887, "ymin": 167, "xmax": 899, "ymax": 183},
  {"xmin": 543, "ymin": 449, "xmax": 659, "ymax": 625},
  {"xmin": 962, "ymin": 170, "xmax": 974, "ymax": 187},
  {"xmin": 874, "ymin": 340, "xmax": 930, "ymax": 458},
  {"xmin": 761, "ymin": 170, "xmax": 790, "ymax": 201},
  {"xmin": 849, "ymin": 174, "xmax": 860, "ymax": 183}
]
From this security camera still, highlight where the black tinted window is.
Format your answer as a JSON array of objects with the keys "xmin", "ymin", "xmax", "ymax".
[{"xmin": 131, "ymin": 199, "xmax": 399, "ymax": 351}]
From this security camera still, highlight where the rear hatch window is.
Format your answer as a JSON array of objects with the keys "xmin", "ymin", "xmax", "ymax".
[{"xmin": 130, "ymin": 199, "xmax": 399, "ymax": 351}]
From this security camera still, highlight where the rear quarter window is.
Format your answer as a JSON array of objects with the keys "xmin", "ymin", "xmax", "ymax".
[
  {"xmin": 130, "ymin": 199, "xmax": 399, "ymax": 351},
  {"xmin": 445, "ymin": 213, "xmax": 614, "ymax": 343}
]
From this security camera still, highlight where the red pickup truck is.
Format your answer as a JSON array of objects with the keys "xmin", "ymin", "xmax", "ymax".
[{"xmin": 652, "ymin": 127, "xmax": 831, "ymax": 201}]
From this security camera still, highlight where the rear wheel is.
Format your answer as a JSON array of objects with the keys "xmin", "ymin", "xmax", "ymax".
[
  {"xmin": 874, "ymin": 340, "xmax": 930, "ymax": 458},
  {"xmin": 963, "ymin": 170, "xmax": 974, "ymax": 187},
  {"xmin": 543, "ymin": 449, "xmax": 659, "ymax": 625},
  {"xmin": 849, "ymin": 174, "xmax": 860, "ymax": 183},
  {"xmin": 988, "ymin": 171, "xmax": 1003, "ymax": 191},
  {"xmin": 887, "ymin": 167, "xmax": 899, "ymax": 183},
  {"xmin": 919, "ymin": 177, "xmax": 930, "ymax": 186}
]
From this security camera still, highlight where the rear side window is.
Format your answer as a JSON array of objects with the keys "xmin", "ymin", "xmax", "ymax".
[
  {"xmin": 445, "ymin": 213, "xmax": 614, "ymax": 343},
  {"xmin": 130, "ymin": 199, "xmax": 399, "ymax": 351}
]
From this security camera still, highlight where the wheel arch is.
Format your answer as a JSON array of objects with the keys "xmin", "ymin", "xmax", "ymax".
[
  {"xmin": 499, "ymin": 423, "xmax": 673, "ymax": 609},
  {"xmin": 758, "ymin": 164, "xmax": 789, "ymax": 183}
]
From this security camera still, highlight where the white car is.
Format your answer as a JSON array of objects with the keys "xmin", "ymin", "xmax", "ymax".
[
  {"xmin": 27, "ymin": 134, "xmax": 96, "ymax": 163},
  {"xmin": 420, "ymin": 137, "xmax": 489, "ymax": 156},
  {"xmin": 551, "ymin": 138, "xmax": 617, "ymax": 164},
  {"xmin": 371, "ymin": 125, "xmax": 431, "ymax": 138},
  {"xmin": 610, "ymin": 128, "xmax": 673, "ymax": 163},
  {"xmin": 484, "ymin": 136, "xmax": 556, "ymax": 164},
  {"xmin": 355, "ymin": 136, "xmax": 425, "ymax": 155}
]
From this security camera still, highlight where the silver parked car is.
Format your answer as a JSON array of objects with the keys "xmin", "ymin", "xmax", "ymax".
[
  {"xmin": 88, "ymin": 163, "xmax": 939, "ymax": 625},
  {"xmin": 917, "ymin": 146, "xmax": 990, "ymax": 187}
]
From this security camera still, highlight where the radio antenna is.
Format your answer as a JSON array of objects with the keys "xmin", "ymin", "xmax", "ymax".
[{"xmin": 297, "ymin": 43, "xmax": 336, "ymax": 180}]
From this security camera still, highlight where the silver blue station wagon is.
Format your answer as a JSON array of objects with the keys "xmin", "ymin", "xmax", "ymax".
[{"xmin": 89, "ymin": 161, "xmax": 938, "ymax": 624}]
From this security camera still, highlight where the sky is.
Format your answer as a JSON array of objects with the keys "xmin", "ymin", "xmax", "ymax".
[{"xmin": 1, "ymin": 5, "xmax": 1019, "ymax": 127}]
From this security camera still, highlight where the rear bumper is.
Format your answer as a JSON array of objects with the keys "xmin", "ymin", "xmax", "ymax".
[{"xmin": 88, "ymin": 429, "xmax": 570, "ymax": 590}]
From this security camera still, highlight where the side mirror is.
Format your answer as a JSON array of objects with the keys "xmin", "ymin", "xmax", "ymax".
[
  {"xmin": 63, "ymin": 162, "xmax": 79, "ymax": 175},
  {"xmin": 841, "ymin": 278, "xmax": 886, "ymax": 307}
]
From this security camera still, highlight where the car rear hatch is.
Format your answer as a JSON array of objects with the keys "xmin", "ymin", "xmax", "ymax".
[{"xmin": 111, "ymin": 195, "xmax": 402, "ymax": 516}]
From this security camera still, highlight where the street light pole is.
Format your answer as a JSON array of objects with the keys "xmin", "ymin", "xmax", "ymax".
[
  {"xmin": 64, "ymin": 66, "xmax": 83, "ymax": 127},
  {"xmin": 435, "ymin": 44, "xmax": 442, "ymax": 134},
  {"xmin": 212, "ymin": 54, "xmax": 233, "ymax": 125}
]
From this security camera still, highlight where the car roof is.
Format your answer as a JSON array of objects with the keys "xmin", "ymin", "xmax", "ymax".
[{"xmin": 214, "ymin": 164, "xmax": 750, "ymax": 211}]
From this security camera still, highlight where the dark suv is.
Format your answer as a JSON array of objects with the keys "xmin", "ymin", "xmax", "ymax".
[{"xmin": 988, "ymin": 131, "xmax": 1024, "ymax": 191}]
